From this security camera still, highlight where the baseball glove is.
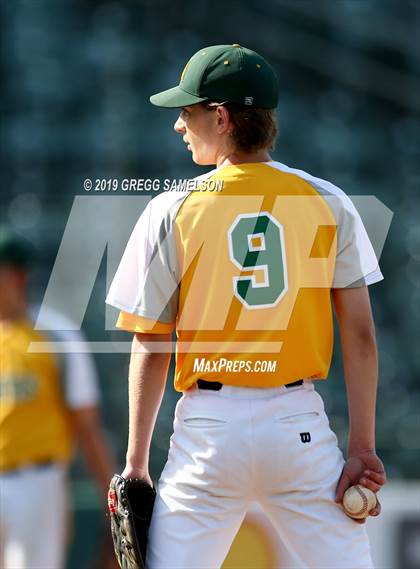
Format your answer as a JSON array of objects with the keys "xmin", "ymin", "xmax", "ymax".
[{"xmin": 108, "ymin": 474, "xmax": 156, "ymax": 569}]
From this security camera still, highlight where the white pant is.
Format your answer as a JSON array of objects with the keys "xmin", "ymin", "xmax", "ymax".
[
  {"xmin": 0, "ymin": 464, "xmax": 68, "ymax": 569},
  {"xmin": 146, "ymin": 382, "xmax": 373, "ymax": 569}
]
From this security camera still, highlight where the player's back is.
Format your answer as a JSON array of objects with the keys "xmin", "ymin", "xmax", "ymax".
[
  {"xmin": 108, "ymin": 160, "xmax": 381, "ymax": 391},
  {"xmin": 172, "ymin": 161, "xmax": 337, "ymax": 389}
]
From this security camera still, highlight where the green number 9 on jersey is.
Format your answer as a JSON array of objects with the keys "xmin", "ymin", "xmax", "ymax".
[{"xmin": 228, "ymin": 212, "xmax": 288, "ymax": 309}]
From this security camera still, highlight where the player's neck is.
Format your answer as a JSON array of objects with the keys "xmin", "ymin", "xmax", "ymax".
[{"xmin": 216, "ymin": 149, "xmax": 272, "ymax": 168}]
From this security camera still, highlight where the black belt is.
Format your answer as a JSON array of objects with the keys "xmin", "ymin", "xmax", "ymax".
[{"xmin": 196, "ymin": 379, "xmax": 304, "ymax": 391}]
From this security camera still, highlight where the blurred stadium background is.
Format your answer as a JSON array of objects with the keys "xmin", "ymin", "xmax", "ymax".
[{"xmin": 1, "ymin": 0, "xmax": 419, "ymax": 567}]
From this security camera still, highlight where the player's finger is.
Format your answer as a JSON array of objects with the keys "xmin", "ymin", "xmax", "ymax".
[
  {"xmin": 359, "ymin": 477, "xmax": 382, "ymax": 493},
  {"xmin": 335, "ymin": 471, "xmax": 352, "ymax": 502},
  {"xmin": 369, "ymin": 499, "xmax": 381, "ymax": 517},
  {"xmin": 364, "ymin": 470, "xmax": 386, "ymax": 486},
  {"xmin": 343, "ymin": 511, "xmax": 365, "ymax": 525}
]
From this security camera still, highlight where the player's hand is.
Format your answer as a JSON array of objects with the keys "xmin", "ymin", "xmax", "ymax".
[
  {"xmin": 121, "ymin": 464, "xmax": 154, "ymax": 487},
  {"xmin": 335, "ymin": 450, "xmax": 386, "ymax": 522}
]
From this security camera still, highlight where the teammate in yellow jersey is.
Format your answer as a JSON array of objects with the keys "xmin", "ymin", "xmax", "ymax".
[
  {"xmin": 0, "ymin": 228, "xmax": 117, "ymax": 569},
  {"xmin": 106, "ymin": 45, "xmax": 386, "ymax": 568}
]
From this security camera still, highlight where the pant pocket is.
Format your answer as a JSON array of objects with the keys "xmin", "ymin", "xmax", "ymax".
[
  {"xmin": 182, "ymin": 416, "xmax": 228, "ymax": 428},
  {"xmin": 275, "ymin": 411, "xmax": 320, "ymax": 423}
]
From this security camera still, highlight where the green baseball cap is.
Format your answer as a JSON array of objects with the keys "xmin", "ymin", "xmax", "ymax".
[
  {"xmin": 0, "ymin": 227, "xmax": 35, "ymax": 268},
  {"xmin": 150, "ymin": 44, "xmax": 279, "ymax": 109}
]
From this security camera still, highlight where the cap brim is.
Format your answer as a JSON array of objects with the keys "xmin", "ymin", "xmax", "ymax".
[{"xmin": 149, "ymin": 86, "xmax": 207, "ymax": 108}]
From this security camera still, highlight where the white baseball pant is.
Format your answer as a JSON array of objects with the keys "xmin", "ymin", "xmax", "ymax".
[
  {"xmin": 145, "ymin": 381, "xmax": 374, "ymax": 569},
  {"xmin": 0, "ymin": 463, "xmax": 68, "ymax": 569}
]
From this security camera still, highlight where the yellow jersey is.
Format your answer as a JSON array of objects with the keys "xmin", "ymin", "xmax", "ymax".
[
  {"xmin": 0, "ymin": 319, "xmax": 73, "ymax": 471},
  {"xmin": 106, "ymin": 161, "xmax": 382, "ymax": 391}
]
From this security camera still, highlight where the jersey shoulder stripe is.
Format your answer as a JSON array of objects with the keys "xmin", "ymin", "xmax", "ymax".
[
  {"xmin": 147, "ymin": 166, "xmax": 221, "ymax": 237},
  {"xmin": 267, "ymin": 161, "xmax": 383, "ymax": 287},
  {"xmin": 105, "ymin": 167, "xmax": 220, "ymax": 318}
]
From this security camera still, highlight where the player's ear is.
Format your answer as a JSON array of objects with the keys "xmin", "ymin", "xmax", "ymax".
[{"xmin": 215, "ymin": 106, "xmax": 230, "ymax": 134}]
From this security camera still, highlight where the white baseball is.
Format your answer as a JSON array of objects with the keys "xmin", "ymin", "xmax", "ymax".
[{"xmin": 342, "ymin": 485, "xmax": 377, "ymax": 519}]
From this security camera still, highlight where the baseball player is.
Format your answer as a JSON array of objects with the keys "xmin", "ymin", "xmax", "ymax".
[
  {"xmin": 106, "ymin": 44, "xmax": 386, "ymax": 568},
  {"xmin": 0, "ymin": 228, "xmax": 117, "ymax": 569}
]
